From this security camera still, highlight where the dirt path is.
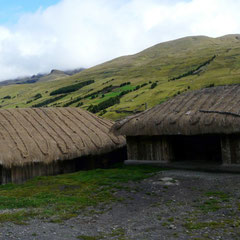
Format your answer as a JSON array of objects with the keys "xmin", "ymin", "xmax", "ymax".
[{"xmin": 1, "ymin": 170, "xmax": 240, "ymax": 240}]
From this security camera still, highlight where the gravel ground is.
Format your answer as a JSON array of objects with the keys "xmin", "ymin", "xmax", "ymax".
[{"xmin": 1, "ymin": 170, "xmax": 240, "ymax": 240}]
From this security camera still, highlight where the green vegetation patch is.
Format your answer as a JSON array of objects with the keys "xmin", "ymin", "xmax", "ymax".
[
  {"xmin": 84, "ymin": 85, "xmax": 117, "ymax": 99},
  {"xmin": 193, "ymin": 191, "xmax": 231, "ymax": 213},
  {"xmin": 196, "ymin": 199, "xmax": 222, "ymax": 212},
  {"xmin": 3, "ymin": 95, "xmax": 11, "ymax": 99},
  {"xmin": 0, "ymin": 210, "xmax": 37, "ymax": 225},
  {"xmin": 184, "ymin": 218, "xmax": 240, "ymax": 230},
  {"xmin": 0, "ymin": 164, "xmax": 163, "ymax": 223},
  {"xmin": 87, "ymin": 84, "xmax": 137, "ymax": 113},
  {"xmin": 63, "ymin": 96, "xmax": 83, "ymax": 107},
  {"xmin": 204, "ymin": 191, "xmax": 230, "ymax": 201},
  {"xmin": 26, "ymin": 93, "xmax": 42, "ymax": 104},
  {"xmin": 50, "ymin": 80, "xmax": 94, "ymax": 95},
  {"xmin": 88, "ymin": 96, "xmax": 120, "ymax": 113},
  {"xmin": 32, "ymin": 94, "xmax": 66, "ymax": 107}
]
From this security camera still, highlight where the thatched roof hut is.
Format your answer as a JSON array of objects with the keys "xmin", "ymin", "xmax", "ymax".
[
  {"xmin": 112, "ymin": 85, "xmax": 240, "ymax": 171},
  {"xmin": 112, "ymin": 85, "xmax": 240, "ymax": 136},
  {"xmin": 0, "ymin": 108, "xmax": 126, "ymax": 184}
]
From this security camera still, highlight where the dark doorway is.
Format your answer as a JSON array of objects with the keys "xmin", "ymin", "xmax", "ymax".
[{"xmin": 171, "ymin": 135, "xmax": 222, "ymax": 164}]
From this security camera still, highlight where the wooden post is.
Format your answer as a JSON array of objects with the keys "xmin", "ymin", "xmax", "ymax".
[
  {"xmin": 221, "ymin": 135, "xmax": 240, "ymax": 165},
  {"xmin": 126, "ymin": 136, "xmax": 173, "ymax": 162},
  {"xmin": 145, "ymin": 103, "xmax": 148, "ymax": 110}
]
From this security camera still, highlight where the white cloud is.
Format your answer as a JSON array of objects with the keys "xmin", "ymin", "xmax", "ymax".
[{"xmin": 0, "ymin": 0, "xmax": 240, "ymax": 81}]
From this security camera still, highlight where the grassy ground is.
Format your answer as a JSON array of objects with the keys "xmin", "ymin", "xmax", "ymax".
[
  {"xmin": 0, "ymin": 169, "xmax": 240, "ymax": 239},
  {"xmin": 1, "ymin": 35, "xmax": 240, "ymax": 120},
  {"xmin": 0, "ymin": 164, "xmax": 162, "ymax": 224}
]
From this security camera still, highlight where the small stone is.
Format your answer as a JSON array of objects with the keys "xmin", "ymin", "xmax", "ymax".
[
  {"xmin": 161, "ymin": 177, "xmax": 173, "ymax": 182},
  {"xmin": 168, "ymin": 224, "xmax": 176, "ymax": 229}
]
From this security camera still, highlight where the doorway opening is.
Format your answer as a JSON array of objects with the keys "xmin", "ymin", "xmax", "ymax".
[{"xmin": 171, "ymin": 135, "xmax": 222, "ymax": 164}]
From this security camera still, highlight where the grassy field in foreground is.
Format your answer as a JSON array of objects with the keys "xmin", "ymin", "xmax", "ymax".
[{"xmin": 0, "ymin": 165, "xmax": 163, "ymax": 224}]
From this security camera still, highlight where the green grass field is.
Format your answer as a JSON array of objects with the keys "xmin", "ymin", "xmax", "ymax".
[
  {"xmin": 1, "ymin": 34, "xmax": 240, "ymax": 120},
  {"xmin": 0, "ymin": 164, "xmax": 163, "ymax": 224}
]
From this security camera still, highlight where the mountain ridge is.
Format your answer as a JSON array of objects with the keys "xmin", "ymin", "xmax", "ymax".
[{"xmin": 0, "ymin": 68, "xmax": 85, "ymax": 86}]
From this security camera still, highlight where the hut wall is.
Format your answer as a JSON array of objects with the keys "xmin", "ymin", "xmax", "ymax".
[
  {"xmin": 126, "ymin": 135, "xmax": 240, "ymax": 166},
  {"xmin": 126, "ymin": 136, "xmax": 173, "ymax": 162},
  {"xmin": 221, "ymin": 135, "xmax": 240, "ymax": 165},
  {"xmin": 0, "ymin": 147, "xmax": 127, "ymax": 185}
]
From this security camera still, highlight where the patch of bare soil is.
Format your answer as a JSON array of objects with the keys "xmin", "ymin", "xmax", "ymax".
[{"xmin": 1, "ymin": 170, "xmax": 240, "ymax": 240}]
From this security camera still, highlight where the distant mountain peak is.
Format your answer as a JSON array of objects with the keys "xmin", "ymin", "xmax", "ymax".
[{"xmin": 50, "ymin": 69, "xmax": 65, "ymax": 75}]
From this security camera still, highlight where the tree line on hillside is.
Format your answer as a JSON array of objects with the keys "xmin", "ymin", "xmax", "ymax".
[
  {"xmin": 169, "ymin": 55, "xmax": 216, "ymax": 81},
  {"xmin": 87, "ymin": 81, "xmax": 153, "ymax": 113},
  {"xmin": 36, "ymin": 80, "xmax": 155, "ymax": 110},
  {"xmin": 50, "ymin": 80, "xmax": 94, "ymax": 95},
  {"xmin": 26, "ymin": 93, "xmax": 42, "ymax": 104},
  {"xmin": 63, "ymin": 96, "xmax": 83, "ymax": 107},
  {"xmin": 87, "ymin": 96, "xmax": 120, "ymax": 113},
  {"xmin": 83, "ymin": 85, "xmax": 115, "ymax": 99},
  {"xmin": 32, "ymin": 94, "xmax": 66, "ymax": 107},
  {"xmin": 61, "ymin": 83, "xmax": 132, "ymax": 108}
]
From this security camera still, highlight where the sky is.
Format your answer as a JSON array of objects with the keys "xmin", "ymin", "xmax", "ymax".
[
  {"xmin": 0, "ymin": 0, "xmax": 240, "ymax": 81},
  {"xmin": 0, "ymin": 0, "xmax": 59, "ymax": 25}
]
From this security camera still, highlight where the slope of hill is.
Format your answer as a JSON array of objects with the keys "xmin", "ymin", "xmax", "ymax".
[
  {"xmin": 0, "ymin": 34, "xmax": 240, "ymax": 120},
  {"xmin": 37, "ymin": 70, "xmax": 69, "ymax": 82}
]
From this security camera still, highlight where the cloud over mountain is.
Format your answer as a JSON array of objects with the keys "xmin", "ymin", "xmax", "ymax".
[{"xmin": 0, "ymin": 0, "xmax": 240, "ymax": 81}]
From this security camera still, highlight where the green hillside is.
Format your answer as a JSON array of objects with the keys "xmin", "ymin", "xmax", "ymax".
[{"xmin": 1, "ymin": 34, "xmax": 240, "ymax": 120}]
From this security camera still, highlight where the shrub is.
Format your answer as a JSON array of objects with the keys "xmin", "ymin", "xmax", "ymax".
[
  {"xmin": 141, "ymin": 83, "xmax": 148, "ymax": 88},
  {"xmin": 120, "ymin": 82, "xmax": 131, "ymax": 87},
  {"xmin": 99, "ymin": 109, "xmax": 107, "ymax": 116},
  {"xmin": 3, "ymin": 95, "xmax": 11, "ymax": 99},
  {"xmin": 34, "ymin": 93, "xmax": 42, "ymax": 99},
  {"xmin": 206, "ymin": 83, "xmax": 215, "ymax": 88},
  {"xmin": 119, "ymin": 90, "xmax": 131, "ymax": 97},
  {"xmin": 76, "ymin": 102, "xmax": 83, "ymax": 107},
  {"xmin": 150, "ymin": 82, "xmax": 157, "ymax": 89}
]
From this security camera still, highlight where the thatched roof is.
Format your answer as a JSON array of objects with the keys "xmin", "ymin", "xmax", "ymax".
[
  {"xmin": 112, "ymin": 85, "xmax": 240, "ymax": 136},
  {"xmin": 0, "ymin": 108, "xmax": 125, "ymax": 167}
]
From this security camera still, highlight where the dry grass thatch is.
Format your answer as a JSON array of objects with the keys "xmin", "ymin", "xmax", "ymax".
[
  {"xmin": 0, "ymin": 108, "xmax": 125, "ymax": 167},
  {"xmin": 112, "ymin": 85, "xmax": 240, "ymax": 136}
]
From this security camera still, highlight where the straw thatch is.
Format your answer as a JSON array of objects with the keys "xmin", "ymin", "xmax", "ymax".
[
  {"xmin": 0, "ymin": 108, "xmax": 125, "ymax": 167},
  {"xmin": 112, "ymin": 85, "xmax": 240, "ymax": 136}
]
